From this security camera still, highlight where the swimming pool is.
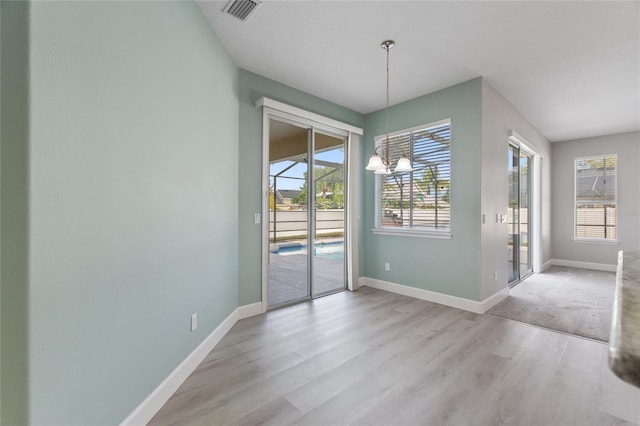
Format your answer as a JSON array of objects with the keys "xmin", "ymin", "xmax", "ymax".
[{"xmin": 274, "ymin": 241, "xmax": 344, "ymax": 261}]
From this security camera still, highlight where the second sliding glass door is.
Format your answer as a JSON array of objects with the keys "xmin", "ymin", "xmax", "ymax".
[
  {"xmin": 508, "ymin": 144, "xmax": 532, "ymax": 285},
  {"xmin": 267, "ymin": 117, "xmax": 346, "ymax": 308}
]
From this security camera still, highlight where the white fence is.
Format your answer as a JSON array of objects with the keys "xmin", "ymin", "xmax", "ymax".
[{"xmin": 270, "ymin": 209, "xmax": 344, "ymax": 240}]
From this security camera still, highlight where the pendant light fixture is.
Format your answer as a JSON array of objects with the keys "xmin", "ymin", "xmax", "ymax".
[{"xmin": 366, "ymin": 40, "xmax": 412, "ymax": 174}]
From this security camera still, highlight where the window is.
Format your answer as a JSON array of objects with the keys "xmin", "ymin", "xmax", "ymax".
[
  {"xmin": 574, "ymin": 154, "xmax": 617, "ymax": 241},
  {"xmin": 375, "ymin": 119, "xmax": 451, "ymax": 237}
]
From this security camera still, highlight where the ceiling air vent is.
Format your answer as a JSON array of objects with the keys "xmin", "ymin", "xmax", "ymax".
[{"xmin": 223, "ymin": 0, "xmax": 261, "ymax": 21}]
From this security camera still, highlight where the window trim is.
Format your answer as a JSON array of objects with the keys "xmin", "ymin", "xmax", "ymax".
[
  {"xmin": 573, "ymin": 153, "xmax": 618, "ymax": 243},
  {"xmin": 371, "ymin": 227, "xmax": 452, "ymax": 239},
  {"xmin": 372, "ymin": 118, "xmax": 452, "ymax": 239}
]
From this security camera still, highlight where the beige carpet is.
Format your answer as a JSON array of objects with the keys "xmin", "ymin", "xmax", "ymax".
[{"xmin": 486, "ymin": 266, "xmax": 615, "ymax": 342}]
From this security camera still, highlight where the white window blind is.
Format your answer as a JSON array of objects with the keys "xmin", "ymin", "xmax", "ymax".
[
  {"xmin": 378, "ymin": 120, "xmax": 451, "ymax": 232},
  {"xmin": 574, "ymin": 154, "xmax": 617, "ymax": 240}
]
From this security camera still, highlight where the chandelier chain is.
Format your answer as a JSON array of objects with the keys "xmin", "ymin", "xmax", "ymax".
[
  {"xmin": 366, "ymin": 40, "xmax": 410, "ymax": 174},
  {"xmin": 385, "ymin": 43, "xmax": 390, "ymax": 168}
]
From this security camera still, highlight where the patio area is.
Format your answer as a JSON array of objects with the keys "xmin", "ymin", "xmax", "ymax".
[{"xmin": 268, "ymin": 242, "xmax": 345, "ymax": 307}]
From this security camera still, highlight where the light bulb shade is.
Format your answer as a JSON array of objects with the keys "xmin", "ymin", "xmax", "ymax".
[
  {"xmin": 394, "ymin": 156, "xmax": 413, "ymax": 173},
  {"xmin": 375, "ymin": 167, "xmax": 391, "ymax": 175},
  {"xmin": 366, "ymin": 154, "xmax": 384, "ymax": 171}
]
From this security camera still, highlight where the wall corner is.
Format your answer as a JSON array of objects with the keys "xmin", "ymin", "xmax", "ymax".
[{"xmin": 1, "ymin": 0, "xmax": 31, "ymax": 424}]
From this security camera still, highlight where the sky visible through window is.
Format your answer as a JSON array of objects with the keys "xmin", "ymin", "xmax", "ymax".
[{"xmin": 270, "ymin": 147, "xmax": 344, "ymax": 190}]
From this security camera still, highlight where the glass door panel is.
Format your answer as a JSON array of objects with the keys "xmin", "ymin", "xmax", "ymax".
[
  {"xmin": 508, "ymin": 145, "xmax": 519, "ymax": 284},
  {"xmin": 312, "ymin": 131, "xmax": 346, "ymax": 297},
  {"xmin": 267, "ymin": 119, "xmax": 310, "ymax": 307},
  {"xmin": 519, "ymin": 152, "xmax": 532, "ymax": 278},
  {"xmin": 508, "ymin": 144, "xmax": 533, "ymax": 286}
]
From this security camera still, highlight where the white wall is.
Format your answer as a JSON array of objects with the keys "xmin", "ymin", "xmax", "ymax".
[
  {"xmin": 480, "ymin": 80, "xmax": 551, "ymax": 299},
  {"xmin": 551, "ymin": 131, "xmax": 640, "ymax": 267}
]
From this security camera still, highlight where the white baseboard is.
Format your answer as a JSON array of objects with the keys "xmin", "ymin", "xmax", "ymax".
[
  {"xmin": 237, "ymin": 302, "xmax": 264, "ymax": 319},
  {"xmin": 550, "ymin": 258, "xmax": 616, "ymax": 272},
  {"xmin": 542, "ymin": 260, "xmax": 553, "ymax": 271},
  {"xmin": 120, "ymin": 302, "xmax": 262, "ymax": 426},
  {"xmin": 360, "ymin": 277, "xmax": 508, "ymax": 314},
  {"xmin": 358, "ymin": 277, "xmax": 366, "ymax": 289},
  {"xmin": 481, "ymin": 287, "xmax": 510, "ymax": 312}
]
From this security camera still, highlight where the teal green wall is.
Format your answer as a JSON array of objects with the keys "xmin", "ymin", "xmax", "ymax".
[
  {"xmin": 0, "ymin": 4, "xmax": 2, "ymax": 422},
  {"xmin": 24, "ymin": 1, "xmax": 239, "ymax": 423},
  {"xmin": 1, "ymin": 1, "xmax": 487, "ymax": 421},
  {"xmin": 1, "ymin": 1, "xmax": 30, "ymax": 424},
  {"xmin": 236, "ymin": 73, "xmax": 482, "ymax": 303},
  {"xmin": 362, "ymin": 78, "xmax": 483, "ymax": 300},
  {"xmin": 237, "ymin": 69, "xmax": 364, "ymax": 305}
]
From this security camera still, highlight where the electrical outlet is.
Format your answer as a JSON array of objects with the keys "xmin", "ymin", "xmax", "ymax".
[
  {"xmin": 190, "ymin": 313, "xmax": 197, "ymax": 332},
  {"xmin": 384, "ymin": 262, "xmax": 390, "ymax": 271}
]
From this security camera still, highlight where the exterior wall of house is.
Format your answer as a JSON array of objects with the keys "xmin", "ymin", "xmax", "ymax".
[
  {"xmin": 362, "ymin": 78, "xmax": 483, "ymax": 301},
  {"xmin": 7, "ymin": 2, "xmax": 240, "ymax": 424},
  {"xmin": 480, "ymin": 79, "xmax": 551, "ymax": 299},
  {"xmin": 551, "ymin": 131, "xmax": 640, "ymax": 267}
]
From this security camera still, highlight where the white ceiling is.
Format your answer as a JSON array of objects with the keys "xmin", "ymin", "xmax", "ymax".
[{"xmin": 198, "ymin": 0, "xmax": 639, "ymax": 142}]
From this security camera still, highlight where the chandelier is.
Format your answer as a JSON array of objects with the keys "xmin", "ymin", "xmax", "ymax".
[{"xmin": 365, "ymin": 40, "xmax": 412, "ymax": 174}]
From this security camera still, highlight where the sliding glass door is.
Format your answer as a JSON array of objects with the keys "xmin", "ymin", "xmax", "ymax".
[
  {"xmin": 312, "ymin": 130, "xmax": 346, "ymax": 297},
  {"xmin": 508, "ymin": 144, "xmax": 532, "ymax": 285},
  {"xmin": 267, "ymin": 118, "xmax": 346, "ymax": 308},
  {"xmin": 268, "ymin": 120, "xmax": 310, "ymax": 306}
]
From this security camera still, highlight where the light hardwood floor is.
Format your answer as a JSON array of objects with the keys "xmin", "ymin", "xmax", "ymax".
[{"xmin": 150, "ymin": 287, "xmax": 640, "ymax": 425}]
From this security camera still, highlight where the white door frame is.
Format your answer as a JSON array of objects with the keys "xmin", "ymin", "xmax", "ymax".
[
  {"xmin": 257, "ymin": 98, "xmax": 363, "ymax": 312},
  {"xmin": 508, "ymin": 130, "xmax": 542, "ymax": 274}
]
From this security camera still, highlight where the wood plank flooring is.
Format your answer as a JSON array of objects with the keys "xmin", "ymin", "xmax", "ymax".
[{"xmin": 149, "ymin": 287, "xmax": 640, "ymax": 425}]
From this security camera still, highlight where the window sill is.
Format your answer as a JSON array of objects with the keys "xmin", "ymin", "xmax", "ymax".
[
  {"xmin": 371, "ymin": 228, "xmax": 452, "ymax": 239},
  {"xmin": 572, "ymin": 238, "xmax": 620, "ymax": 245}
]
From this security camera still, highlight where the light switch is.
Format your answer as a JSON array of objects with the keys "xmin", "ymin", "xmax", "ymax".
[{"xmin": 254, "ymin": 213, "xmax": 261, "ymax": 224}]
